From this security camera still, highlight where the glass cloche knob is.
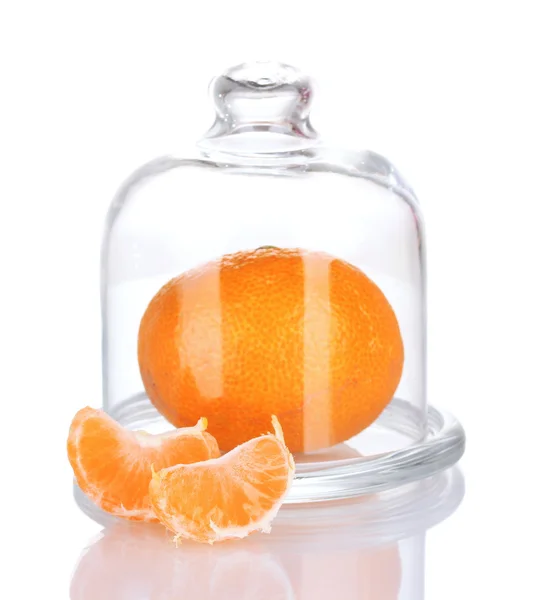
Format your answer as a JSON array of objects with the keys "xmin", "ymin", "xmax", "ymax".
[{"xmin": 198, "ymin": 61, "xmax": 317, "ymax": 153}]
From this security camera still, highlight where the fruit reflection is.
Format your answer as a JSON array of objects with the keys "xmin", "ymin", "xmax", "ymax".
[{"xmin": 70, "ymin": 521, "xmax": 401, "ymax": 600}]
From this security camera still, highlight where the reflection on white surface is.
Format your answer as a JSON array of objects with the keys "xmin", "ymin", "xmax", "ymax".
[{"xmin": 70, "ymin": 468, "xmax": 464, "ymax": 600}]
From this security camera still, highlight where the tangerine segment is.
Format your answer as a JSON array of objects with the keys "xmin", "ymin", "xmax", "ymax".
[
  {"xmin": 149, "ymin": 416, "xmax": 295, "ymax": 544},
  {"xmin": 67, "ymin": 407, "xmax": 220, "ymax": 522}
]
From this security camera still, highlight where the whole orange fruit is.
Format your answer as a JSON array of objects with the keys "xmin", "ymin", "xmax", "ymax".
[{"xmin": 138, "ymin": 247, "xmax": 403, "ymax": 453}]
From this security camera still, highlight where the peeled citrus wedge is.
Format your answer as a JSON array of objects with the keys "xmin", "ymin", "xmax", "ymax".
[
  {"xmin": 149, "ymin": 415, "xmax": 295, "ymax": 543},
  {"xmin": 67, "ymin": 407, "xmax": 220, "ymax": 521}
]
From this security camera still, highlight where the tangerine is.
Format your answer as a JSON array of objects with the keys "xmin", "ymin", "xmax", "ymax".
[{"xmin": 138, "ymin": 247, "xmax": 404, "ymax": 452}]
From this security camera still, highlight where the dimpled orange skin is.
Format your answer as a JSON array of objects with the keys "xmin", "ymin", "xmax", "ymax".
[{"xmin": 138, "ymin": 247, "xmax": 404, "ymax": 453}]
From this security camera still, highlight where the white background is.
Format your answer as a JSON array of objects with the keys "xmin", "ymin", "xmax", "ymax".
[{"xmin": 1, "ymin": 1, "xmax": 550, "ymax": 598}]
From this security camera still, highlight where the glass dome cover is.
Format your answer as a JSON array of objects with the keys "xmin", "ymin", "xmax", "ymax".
[{"xmin": 95, "ymin": 61, "xmax": 465, "ymax": 505}]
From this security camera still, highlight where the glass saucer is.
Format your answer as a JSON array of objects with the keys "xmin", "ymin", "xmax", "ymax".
[{"xmin": 74, "ymin": 392, "xmax": 464, "ymax": 524}]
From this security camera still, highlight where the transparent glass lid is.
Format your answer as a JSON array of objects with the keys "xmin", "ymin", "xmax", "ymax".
[{"xmin": 92, "ymin": 61, "xmax": 465, "ymax": 508}]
